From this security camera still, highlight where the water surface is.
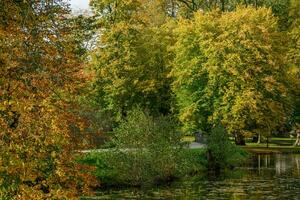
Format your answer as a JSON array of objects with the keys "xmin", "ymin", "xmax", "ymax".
[{"xmin": 83, "ymin": 153, "xmax": 300, "ymax": 200}]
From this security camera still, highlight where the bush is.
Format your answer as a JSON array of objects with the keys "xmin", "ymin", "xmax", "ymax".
[
  {"xmin": 207, "ymin": 125, "xmax": 248, "ymax": 170},
  {"xmin": 83, "ymin": 108, "xmax": 201, "ymax": 186},
  {"xmin": 181, "ymin": 148, "xmax": 207, "ymax": 175}
]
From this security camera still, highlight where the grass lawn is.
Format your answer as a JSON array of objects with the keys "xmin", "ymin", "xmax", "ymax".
[
  {"xmin": 242, "ymin": 137, "xmax": 300, "ymax": 153},
  {"xmin": 246, "ymin": 137, "xmax": 295, "ymax": 146},
  {"xmin": 182, "ymin": 135, "xmax": 300, "ymax": 153}
]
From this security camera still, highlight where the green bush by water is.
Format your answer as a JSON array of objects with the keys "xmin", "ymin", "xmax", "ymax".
[
  {"xmin": 79, "ymin": 113, "xmax": 249, "ymax": 187},
  {"xmin": 80, "ymin": 108, "xmax": 205, "ymax": 186},
  {"xmin": 207, "ymin": 125, "xmax": 248, "ymax": 170}
]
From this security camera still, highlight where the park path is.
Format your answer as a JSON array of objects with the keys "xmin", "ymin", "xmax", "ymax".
[{"xmin": 189, "ymin": 142, "xmax": 206, "ymax": 149}]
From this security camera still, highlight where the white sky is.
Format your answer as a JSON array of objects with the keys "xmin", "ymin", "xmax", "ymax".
[{"xmin": 69, "ymin": 0, "xmax": 90, "ymax": 11}]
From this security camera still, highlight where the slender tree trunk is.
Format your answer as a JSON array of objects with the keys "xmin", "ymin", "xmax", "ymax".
[
  {"xmin": 257, "ymin": 133, "xmax": 261, "ymax": 144},
  {"xmin": 207, "ymin": 149, "xmax": 221, "ymax": 173},
  {"xmin": 294, "ymin": 132, "xmax": 300, "ymax": 146}
]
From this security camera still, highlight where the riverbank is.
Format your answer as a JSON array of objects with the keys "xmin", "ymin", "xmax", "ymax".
[
  {"xmin": 241, "ymin": 137, "xmax": 300, "ymax": 153},
  {"xmin": 183, "ymin": 136, "xmax": 300, "ymax": 153},
  {"xmin": 81, "ymin": 153, "xmax": 300, "ymax": 200},
  {"xmin": 242, "ymin": 146, "xmax": 300, "ymax": 154}
]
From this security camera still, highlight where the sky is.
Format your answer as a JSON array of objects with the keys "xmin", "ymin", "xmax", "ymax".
[{"xmin": 69, "ymin": 0, "xmax": 90, "ymax": 11}]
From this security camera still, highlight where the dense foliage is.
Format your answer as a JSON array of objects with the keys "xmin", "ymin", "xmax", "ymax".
[
  {"xmin": 1, "ymin": 0, "xmax": 299, "ymax": 198},
  {"xmin": 90, "ymin": 0, "xmax": 175, "ymax": 119},
  {"xmin": 0, "ymin": 1, "xmax": 96, "ymax": 199},
  {"xmin": 89, "ymin": 0, "xmax": 299, "ymax": 145},
  {"xmin": 172, "ymin": 7, "xmax": 291, "ymax": 144},
  {"xmin": 207, "ymin": 125, "xmax": 248, "ymax": 170},
  {"xmin": 81, "ymin": 108, "xmax": 201, "ymax": 186}
]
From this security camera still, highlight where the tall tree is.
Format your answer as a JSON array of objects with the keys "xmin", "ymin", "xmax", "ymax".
[
  {"xmin": 173, "ymin": 0, "xmax": 291, "ymax": 26},
  {"xmin": 287, "ymin": 0, "xmax": 300, "ymax": 146},
  {"xmin": 0, "ymin": 0, "xmax": 95, "ymax": 198},
  {"xmin": 90, "ymin": 0, "xmax": 175, "ymax": 119},
  {"xmin": 172, "ymin": 7, "xmax": 291, "ymax": 144}
]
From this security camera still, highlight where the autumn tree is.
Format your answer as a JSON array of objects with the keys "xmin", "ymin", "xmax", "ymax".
[
  {"xmin": 0, "ymin": 0, "xmax": 96, "ymax": 198},
  {"xmin": 286, "ymin": 0, "xmax": 300, "ymax": 146},
  {"xmin": 89, "ymin": 0, "xmax": 176, "ymax": 119},
  {"xmin": 172, "ymin": 7, "xmax": 291, "ymax": 144}
]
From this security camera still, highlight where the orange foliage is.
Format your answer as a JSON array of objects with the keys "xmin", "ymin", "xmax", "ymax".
[{"xmin": 0, "ymin": 0, "xmax": 98, "ymax": 198}]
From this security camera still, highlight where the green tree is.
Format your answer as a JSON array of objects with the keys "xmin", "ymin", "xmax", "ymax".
[
  {"xmin": 90, "ymin": 0, "xmax": 175, "ymax": 119},
  {"xmin": 173, "ymin": 0, "xmax": 290, "ymax": 22},
  {"xmin": 172, "ymin": 7, "xmax": 291, "ymax": 144},
  {"xmin": 287, "ymin": 0, "xmax": 300, "ymax": 145}
]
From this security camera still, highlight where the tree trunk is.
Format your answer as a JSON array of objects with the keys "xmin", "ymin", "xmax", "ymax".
[
  {"xmin": 207, "ymin": 149, "xmax": 221, "ymax": 174},
  {"xmin": 235, "ymin": 134, "xmax": 246, "ymax": 145},
  {"xmin": 294, "ymin": 132, "xmax": 300, "ymax": 146},
  {"xmin": 252, "ymin": 134, "xmax": 258, "ymax": 143},
  {"xmin": 257, "ymin": 133, "xmax": 261, "ymax": 144}
]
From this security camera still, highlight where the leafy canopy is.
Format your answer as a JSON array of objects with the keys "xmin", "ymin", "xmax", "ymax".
[
  {"xmin": 172, "ymin": 7, "xmax": 291, "ymax": 138},
  {"xmin": 0, "ymin": 0, "xmax": 96, "ymax": 198}
]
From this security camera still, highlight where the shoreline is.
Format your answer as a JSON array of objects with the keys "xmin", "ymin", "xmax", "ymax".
[{"xmin": 242, "ymin": 146, "xmax": 300, "ymax": 154}]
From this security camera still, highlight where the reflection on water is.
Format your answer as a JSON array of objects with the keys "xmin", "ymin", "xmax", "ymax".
[
  {"xmin": 250, "ymin": 153, "xmax": 300, "ymax": 177},
  {"xmin": 83, "ymin": 153, "xmax": 300, "ymax": 200}
]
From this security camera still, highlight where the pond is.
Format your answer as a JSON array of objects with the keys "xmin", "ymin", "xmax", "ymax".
[{"xmin": 82, "ymin": 153, "xmax": 300, "ymax": 200}]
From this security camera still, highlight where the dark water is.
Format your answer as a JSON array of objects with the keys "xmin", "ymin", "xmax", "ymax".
[{"xmin": 84, "ymin": 153, "xmax": 300, "ymax": 200}]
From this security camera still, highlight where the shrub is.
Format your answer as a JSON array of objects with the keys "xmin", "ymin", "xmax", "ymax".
[
  {"xmin": 206, "ymin": 125, "xmax": 248, "ymax": 170},
  {"xmin": 84, "ymin": 108, "xmax": 200, "ymax": 186}
]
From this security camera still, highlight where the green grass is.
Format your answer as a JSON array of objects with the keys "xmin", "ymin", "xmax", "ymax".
[
  {"xmin": 79, "ymin": 148, "xmax": 206, "ymax": 166},
  {"xmin": 210, "ymin": 136, "xmax": 299, "ymax": 153},
  {"xmin": 242, "ymin": 137, "xmax": 300, "ymax": 153},
  {"xmin": 181, "ymin": 136, "xmax": 300, "ymax": 153},
  {"xmin": 246, "ymin": 137, "xmax": 295, "ymax": 146},
  {"xmin": 183, "ymin": 148, "xmax": 206, "ymax": 154},
  {"xmin": 245, "ymin": 137, "xmax": 294, "ymax": 147}
]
